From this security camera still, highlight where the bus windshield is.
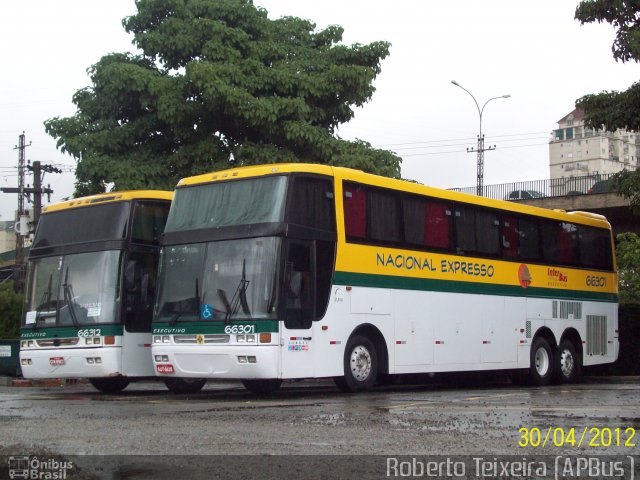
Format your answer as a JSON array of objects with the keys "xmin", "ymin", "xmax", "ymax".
[
  {"xmin": 164, "ymin": 176, "xmax": 288, "ymax": 232},
  {"xmin": 24, "ymin": 250, "xmax": 122, "ymax": 327},
  {"xmin": 155, "ymin": 237, "xmax": 280, "ymax": 323}
]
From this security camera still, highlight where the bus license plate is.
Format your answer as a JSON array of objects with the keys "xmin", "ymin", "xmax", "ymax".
[
  {"xmin": 156, "ymin": 364, "xmax": 174, "ymax": 374},
  {"xmin": 49, "ymin": 357, "xmax": 65, "ymax": 366}
]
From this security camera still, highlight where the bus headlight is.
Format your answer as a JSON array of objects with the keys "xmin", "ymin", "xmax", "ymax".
[
  {"xmin": 237, "ymin": 335, "xmax": 245, "ymax": 343},
  {"xmin": 246, "ymin": 334, "xmax": 256, "ymax": 343},
  {"xmin": 153, "ymin": 336, "xmax": 161, "ymax": 344}
]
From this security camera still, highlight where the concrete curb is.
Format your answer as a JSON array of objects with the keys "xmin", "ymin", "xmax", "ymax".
[{"xmin": 3, "ymin": 377, "xmax": 89, "ymax": 387}]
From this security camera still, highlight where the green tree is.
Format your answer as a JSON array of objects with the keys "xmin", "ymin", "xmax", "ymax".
[
  {"xmin": 616, "ymin": 233, "xmax": 640, "ymax": 304},
  {"xmin": 575, "ymin": 0, "xmax": 640, "ymax": 130},
  {"xmin": 45, "ymin": 0, "xmax": 400, "ymax": 195},
  {"xmin": 0, "ymin": 282, "xmax": 22, "ymax": 338},
  {"xmin": 575, "ymin": 1, "xmax": 640, "ymax": 209}
]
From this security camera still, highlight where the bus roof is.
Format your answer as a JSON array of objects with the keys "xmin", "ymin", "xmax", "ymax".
[
  {"xmin": 176, "ymin": 163, "xmax": 612, "ymax": 230},
  {"xmin": 42, "ymin": 190, "xmax": 173, "ymax": 214}
]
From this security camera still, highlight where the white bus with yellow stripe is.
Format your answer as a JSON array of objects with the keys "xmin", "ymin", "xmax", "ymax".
[{"xmin": 152, "ymin": 164, "xmax": 617, "ymax": 393}]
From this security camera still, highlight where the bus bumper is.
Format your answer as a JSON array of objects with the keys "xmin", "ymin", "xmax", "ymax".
[
  {"xmin": 152, "ymin": 345, "xmax": 280, "ymax": 379},
  {"xmin": 19, "ymin": 347, "xmax": 123, "ymax": 379}
]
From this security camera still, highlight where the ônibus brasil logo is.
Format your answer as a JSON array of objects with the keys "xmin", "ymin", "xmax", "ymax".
[{"xmin": 8, "ymin": 455, "xmax": 74, "ymax": 479}]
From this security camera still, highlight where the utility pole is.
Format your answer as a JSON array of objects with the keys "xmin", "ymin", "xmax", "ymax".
[
  {"xmin": 1, "ymin": 134, "xmax": 60, "ymax": 293},
  {"xmin": 451, "ymin": 81, "xmax": 511, "ymax": 196},
  {"xmin": 27, "ymin": 161, "xmax": 59, "ymax": 228},
  {"xmin": 12, "ymin": 133, "xmax": 30, "ymax": 292}
]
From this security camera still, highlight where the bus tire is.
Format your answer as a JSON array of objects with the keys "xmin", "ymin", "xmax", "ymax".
[
  {"xmin": 242, "ymin": 379, "xmax": 282, "ymax": 395},
  {"xmin": 335, "ymin": 334, "xmax": 378, "ymax": 393},
  {"xmin": 554, "ymin": 340, "xmax": 579, "ymax": 384},
  {"xmin": 89, "ymin": 377, "xmax": 130, "ymax": 394},
  {"xmin": 164, "ymin": 378, "xmax": 207, "ymax": 394},
  {"xmin": 529, "ymin": 337, "xmax": 553, "ymax": 386}
]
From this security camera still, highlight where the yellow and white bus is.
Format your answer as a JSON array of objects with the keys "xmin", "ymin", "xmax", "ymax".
[
  {"xmin": 19, "ymin": 191, "xmax": 206, "ymax": 393},
  {"xmin": 152, "ymin": 164, "xmax": 618, "ymax": 394}
]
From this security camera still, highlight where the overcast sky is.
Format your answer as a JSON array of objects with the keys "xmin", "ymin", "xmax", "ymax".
[{"xmin": 1, "ymin": 1, "xmax": 638, "ymax": 220}]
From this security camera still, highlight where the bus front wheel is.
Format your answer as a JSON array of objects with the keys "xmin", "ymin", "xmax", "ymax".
[
  {"xmin": 242, "ymin": 379, "xmax": 282, "ymax": 395},
  {"xmin": 529, "ymin": 337, "xmax": 553, "ymax": 386},
  {"xmin": 89, "ymin": 377, "xmax": 130, "ymax": 394},
  {"xmin": 164, "ymin": 377, "xmax": 207, "ymax": 394},
  {"xmin": 335, "ymin": 334, "xmax": 378, "ymax": 393}
]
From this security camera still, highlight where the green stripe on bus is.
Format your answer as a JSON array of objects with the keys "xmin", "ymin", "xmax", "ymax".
[
  {"xmin": 20, "ymin": 324, "xmax": 124, "ymax": 339},
  {"xmin": 333, "ymin": 271, "xmax": 618, "ymax": 303},
  {"xmin": 152, "ymin": 320, "xmax": 279, "ymax": 335}
]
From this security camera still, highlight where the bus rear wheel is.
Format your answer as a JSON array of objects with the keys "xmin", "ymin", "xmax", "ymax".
[
  {"xmin": 242, "ymin": 379, "xmax": 282, "ymax": 395},
  {"xmin": 529, "ymin": 337, "xmax": 553, "ymax": 386},
  {"xmin": 89, "ymin": 377, "xmax": 130, "ymax": 394},
  {"xmin": 335, "ymin": 334, "xmax": 378, "ymax": 393},
  {"xmin": 164, "ymin": 378, "xmax": 207, "ymax": 394},
  {"xmin": 554, "ymin": 340, "xmax": 580, "ymax": 384}
]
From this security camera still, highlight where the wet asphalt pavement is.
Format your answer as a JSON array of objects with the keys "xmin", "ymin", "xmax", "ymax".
[{"xmin": 2, "ymin": 376, "xmax": 639, "ymax": 459}]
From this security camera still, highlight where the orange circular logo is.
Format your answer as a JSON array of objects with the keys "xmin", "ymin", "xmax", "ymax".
[{"xmin": 518, "ymin": 264, "xmax": 532, "ymax": 288}]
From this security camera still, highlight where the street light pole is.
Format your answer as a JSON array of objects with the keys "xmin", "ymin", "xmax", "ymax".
[{"xmin": 451, "ymin": 81, "xmax": 510, "ymax": 196}]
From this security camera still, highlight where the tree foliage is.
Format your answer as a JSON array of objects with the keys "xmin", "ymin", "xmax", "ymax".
[
  {"xmin": 610, "ymin": 169, "xmax": 640, "ymax": 214},
  {"xmin": 0, "ymin": 282, "xmax": 22, "ymax": 339},
  {"xmin": 616, "ymin": 233, "xmax": 640, "ymax": 304},
  {"xmin": 45, "ymin": 0, "xmax": 400, "ymax": 195},
  {"xmin": 575, "ymin": 1, "xmax": 640, "ymax": 131},
  {"xmin": 575, "ymin": 1, "xmax": 640, "ymax": 210}
]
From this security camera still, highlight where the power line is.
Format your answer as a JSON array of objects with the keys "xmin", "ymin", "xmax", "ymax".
[
  {"xmin": 373, "ymin": 130, "xmax": 550, "ymax": 149},
  {"xmin": 400, "ymin": 141, "xmax": 549, "ymax": 157},
  {"xmin": 389, "ymin": 136, "xmax": 550, "ymax": 152}
]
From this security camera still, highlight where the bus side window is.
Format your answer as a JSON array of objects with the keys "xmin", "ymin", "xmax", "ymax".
[
  {"xmin": 475, "ymin": 210, "xmax": 500, "ymax": 255},
  {"xmin": 455, "ymin": 206, "xmax": 476, "ymax": 254},
  {"xmin": 541, "ymin": 221, "xmax": 560, "ymax": 264},
  {"xmin": 368, "ymin": 189, "xmax": 401, "ymax": 244},
  {"xmin": 288, "ymin": 177, "xmax": 336, "ymax": 232},
  {"xmin": 124, "ymin": 252, "xmax": 157, "ymax": 332},
  {"xmin": 402, "ymin": 196, "xmax": 451, "ymax": 250},
  {"xmin": 131, "ymin": 202, "xmax": 170, "ymax": 245},
  {"xmin": 557, "ymin": 222, "xmax": 578, "ymax": 265},
  {"xmin": 344, "ymin": 184, "xmax": 367, "ymax": 240},
  {"xmin": 283, "ymin": 241, "xmax": 314, "ymax": 330},
  {"xmin": 425, "ymin": 201, "xmax": 451, "ymax": 250},
  {"xmin": 501, "ymin": 216, "xmax": 520, "ymax": 258},
  {"xmin": 518, "ymin": 217, "xmax": 541, "ymax": 260},
  {"xmin": 579, "ymin": 226, "xmax": 613, "ymax": 270}
]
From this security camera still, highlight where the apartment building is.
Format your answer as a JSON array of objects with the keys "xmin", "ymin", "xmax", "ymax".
[{"xmin": 549, "ymin": 108, "xmax": 638, "ymax": 181}]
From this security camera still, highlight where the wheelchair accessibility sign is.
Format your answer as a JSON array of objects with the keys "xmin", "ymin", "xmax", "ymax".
[{"xmin": 200, "ymin": 304, "xmax": 213, "ymax": 320}]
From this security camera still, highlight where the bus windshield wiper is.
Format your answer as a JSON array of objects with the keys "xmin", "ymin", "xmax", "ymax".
[
  {"xmin": 62, "ymin": 267, "xmax": 80, "ymax": 328},
  {"xmin": 220, "ymin": 260, "xmax": 251, "ymax": 323}
]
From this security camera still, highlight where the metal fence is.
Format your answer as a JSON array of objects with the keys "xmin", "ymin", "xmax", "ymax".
[{"xmin": 449, "ymin": 172, "xmax": 616, "ymax": 201}]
